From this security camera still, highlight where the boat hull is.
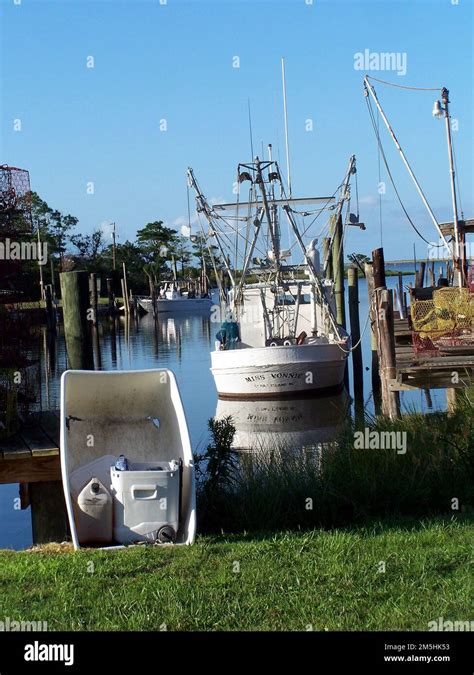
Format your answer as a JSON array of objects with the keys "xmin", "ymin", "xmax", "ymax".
[
  {"xmin": 211, "ymin": 341, "xmax": 349, "ymax": 399},
  {"xmin": 138, "ymin": 297, "xmax": 213, "ymax": 314}
]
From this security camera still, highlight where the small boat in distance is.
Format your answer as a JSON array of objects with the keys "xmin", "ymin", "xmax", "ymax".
[
  {"xmin": 60, "ymin": 369, "xmax": 196, "ymax": 549},
  {"xmin": 136, "ymin": 283, "xmax": 213, "ymax": 314}
]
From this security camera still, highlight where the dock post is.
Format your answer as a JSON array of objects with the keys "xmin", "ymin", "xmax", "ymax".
[
  {"xmin": 415, "ymin": 261, "xmax": 426, "ymax": 288},
  {"xmin": 331, "ymin": 215, "xmax": 346, "ymax": 328},
  {"xmin": 397, "ymin": 272, "xmax": 405, "ymax": 319},
  {"xmin": 348, "ymin": 266, "xmax": 363, "ymax": 401},
  {"xmin": 365, "ymin": 262, "xmax": 380, "ymax": 405},
  {"xmin": 29, "ymin": 481, "xmax": 69, "ymax": 545},
  {"xmin": 60, "ymin": 271, "xmax": 94, "ymax": 370},
  {"xmin": 375, "ymin": 288, "xmax": 401, "ymax": 420},
  {"xmin": 322, "ymin": 236, "xmax": 333, "ymax": 280},
  {"xmin": 89, "ymin": 273, "xmax": 102, "ymax": 370},
  {"xmin": 372, "ymin": 247, "xmax": 386, "ymax": 289}
]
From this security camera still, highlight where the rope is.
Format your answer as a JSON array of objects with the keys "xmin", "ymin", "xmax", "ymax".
[
  {"xmin": 365, "ymin": 75, "xmax": 440, "ymax": 92},
  {"xmin": 365, "ymin": 95, "xmax": 445, "ymax": 249}
]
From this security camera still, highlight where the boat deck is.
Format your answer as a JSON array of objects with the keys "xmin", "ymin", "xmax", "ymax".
[{"xmin": 0, "ymin": 411, "xmax": 60, "ymax": 485}]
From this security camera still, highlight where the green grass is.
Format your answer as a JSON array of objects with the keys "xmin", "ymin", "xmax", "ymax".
[{"xmin": 0, "ymin": 517, "xmax": 472, "ymax": 631}]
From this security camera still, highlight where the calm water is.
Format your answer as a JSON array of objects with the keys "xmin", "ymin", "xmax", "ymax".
[{"xmin": 0, "ymin": 264, "xmax": 450, "ymax": 549}]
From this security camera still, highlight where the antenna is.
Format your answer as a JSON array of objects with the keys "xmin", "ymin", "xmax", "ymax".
[
  {"xmin": 247, "ymin": 98, "xmax": 255, "ymax": 160},
  {"xmin": 281, "ymin": 57, "xmax": 292, "ymax": 196}
]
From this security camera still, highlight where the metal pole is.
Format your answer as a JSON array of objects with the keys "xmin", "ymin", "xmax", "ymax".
[
  {"xmin": 281, "ymin": 58, "xmax": 292, "ymax": 196},
  {"xmin": 441, "ymin": 88, "xmax": 462, "ymax": 286}
]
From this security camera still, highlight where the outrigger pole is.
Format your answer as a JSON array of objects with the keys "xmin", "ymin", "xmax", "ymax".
[{"xmin": 363, "ymin": 76, "xmax": 453, "ymax": 261}]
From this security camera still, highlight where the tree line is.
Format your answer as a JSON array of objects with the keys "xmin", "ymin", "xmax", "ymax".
[{"xmin": 25, "ymin": 192, "xmax": 222, "ymax": 299}]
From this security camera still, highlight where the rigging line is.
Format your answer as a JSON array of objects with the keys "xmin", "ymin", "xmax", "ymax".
[
  {"xmin": 366, "ymin": 95, "xmax": 445, "ymax": 249},
  {"xmin": 365, "ymin": 75, "xmax": 440, "ymax": 92}
]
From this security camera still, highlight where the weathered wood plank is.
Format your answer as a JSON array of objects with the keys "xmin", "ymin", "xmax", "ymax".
[
  {"xmin": 0, "ymin": 434, "xmax": 31, "ymax": 460},
  {"xmin": 39, "ymin": 411, "xmax": 60, "ymax": 447},
  {"xmin": 0, "ymin": 455, "xmax": 61, "ymax": 485},
  {"xmin": 20, "ymin": 424, "xmax": 59, "ymax": 457}
]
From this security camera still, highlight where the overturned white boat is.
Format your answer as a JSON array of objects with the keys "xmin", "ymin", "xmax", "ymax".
[
  {"xmin": 188, "ymin": 153, "xmax": 360, "ymax": 399},
  {"xmin": 60, "ymin": 369, "xmax": 196, "ymax": 550}
]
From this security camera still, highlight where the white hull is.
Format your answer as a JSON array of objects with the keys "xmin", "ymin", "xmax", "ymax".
[
  {"xmin": 138, "ymin": 297, "xmax": 212, "ymax": 314},
  {"xmin": 60, "ymin": 369, "xmax": 196, "ymax": 549},
  {"xmin": 211, "ymin": 339, "xmax": 349, "ymax": 399}
]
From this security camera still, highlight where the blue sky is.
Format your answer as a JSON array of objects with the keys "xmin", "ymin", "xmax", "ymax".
[{"xmin": 1, "ymin": 0, "xmax": 472, "ymax": 259}]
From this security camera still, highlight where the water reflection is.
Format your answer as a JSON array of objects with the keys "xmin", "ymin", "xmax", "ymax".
[{"xmin": 215, "ymin": 389, "xmax": 351, "ymax": 452}]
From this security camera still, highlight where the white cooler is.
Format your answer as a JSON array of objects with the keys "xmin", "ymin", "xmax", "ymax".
[{"xmin": 110, "ymin": 460, "xmax": 180, "ymax": 544}]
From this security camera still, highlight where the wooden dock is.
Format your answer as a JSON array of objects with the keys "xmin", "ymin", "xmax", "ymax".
[
  {"xmin": 391, "ymin": 318, "xmax": 474, "ymax": 391},
  {"xmin": 0, "ymin": 411, "xmax": 61, "ymax": 485}
]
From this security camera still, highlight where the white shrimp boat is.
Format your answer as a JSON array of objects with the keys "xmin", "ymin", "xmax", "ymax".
[
  {"xmin": 187, "ymin": 150, "xmax": 360, "ymax": 399},
  {"xmin": 137, "ymin": 285, "xmax": 213, "ymax": 314},
  {"xmin": 60, "ymin": 369, "xmax": 196, "ymax": 549}
]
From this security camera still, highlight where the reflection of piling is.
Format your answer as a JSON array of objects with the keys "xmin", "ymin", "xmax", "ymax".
[
  {"xmin": 44, "ymin": 285, "xmax": 56, "ymax": 334},
  {"xmin": 348, "ymin": 266, "xmax": 363, "ymax": 401},
  {"xmin": 89, "ymin": 273, "xmax": 102, "ymax": 370},
  {"xmin": 59, "ymin": 271, "xmax": 94, "ymax": 370},
  {"xmin": 106, "ymin": 277, "xmax": 115, "ymax": 317},
  {"xmin": 110, "ymin": 317, "xmax": 117, "ymax": 366}
]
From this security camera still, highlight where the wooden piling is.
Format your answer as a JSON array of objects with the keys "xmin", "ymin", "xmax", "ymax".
[
  {"xmin": 397, "ymin": 272, "xmax": 405, "ymax": 319},
  {"xmin": 415, "ymin": 261, "xmax": 426, "ymax": 288},
  {"xmin": 59, "ymin": 271, "xmax": 94, "ymax": 370},
  {"xmin": 372, "ymin": 247, "xmax": 386, "ymax": 289},
  {"xmin": 331, "ymin": 215, "xmax": 346, "ymax": 328},
  {"xmin": 375, "ymin": 288, "xmax": 401, "ymax": 420},
  {"xmin": 348, "ymin": 266, "xmax": 363, "ymax": 397},
  {"xmin": 30, "ymin": 481, "xmax": 69, "ymax": 545},
  {"xmin": 365, "ymin": 262, "xmax": 380, "ymax": 399},
  {"xmin": 322, "ymin": 236, "xmax": 333, "ymax": 280},
  {"xmin": 89, "ymin": 273, "xmax": 102, "ymax": 370}
]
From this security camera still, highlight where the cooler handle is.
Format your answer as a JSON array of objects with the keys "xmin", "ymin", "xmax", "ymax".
[{"xmin": 131, "ymin": 485, "xmax": 158, "ymax": 500}]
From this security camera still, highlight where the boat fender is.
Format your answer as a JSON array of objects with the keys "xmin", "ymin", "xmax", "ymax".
[
  {"xmin": 266, "ymin": 337, "xmax": 282, "ymax": 347},
  {"xmin": 282, "ymin": 337, "xmax": 294, "ymax": 346}
]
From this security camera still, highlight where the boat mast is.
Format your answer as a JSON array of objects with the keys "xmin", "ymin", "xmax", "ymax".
[{"xmin": 281, "ymin": 58, "xmax": 292, "ymax": 196}]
